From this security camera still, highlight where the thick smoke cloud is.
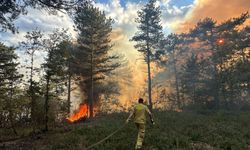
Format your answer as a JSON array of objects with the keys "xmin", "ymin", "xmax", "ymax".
[{"xmin": 176, "ymin": 0, "xmax": 250, "ymax": 32}]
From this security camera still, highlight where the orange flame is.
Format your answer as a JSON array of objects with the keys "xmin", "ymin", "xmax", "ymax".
[
  {"xmin": 66, "ymin": 103, "xmax": 89, "ymax": 123},
  {"xmin": 217, "ymin": 38, "xmax": 224, "ymax": 45}
]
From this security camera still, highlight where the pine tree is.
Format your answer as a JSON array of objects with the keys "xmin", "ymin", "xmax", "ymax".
[
  {"xmin": 42, "ymin": 29, "xmax": 70, "ymax": 131},
  {"xmin": 0, "ymin": 43, "xmax": 22, "ymax": 135},
  {"xmin": 57, "ymin": 40, "xmax": 74, "ymax": 116},
  {"xmin": 73, "ymin": 3, "xmax": 120, "ymax": 117},
  {"xmin": 0, "ymin": 0, "xmax": 88, "ymax": 33},
  {"xmin": 221, "ymin": 22, "xmax": 250, "ymax": 107},
  {"xmin": 20, "ymin": 29, "xmax": 43, "ymax": 129},
  {"xmin": 190, "ymin": 12, "xmax": 250, "ymax": 109},
  {"xmin": 131, "ymin": 0, "xmax": 163, "ymax": 110},
  {"xmin": 156, "ymin": 33, "xmax": 186, "ymax": 109},
  {"xmin": 180, "ymin": 54, "xmax": 200, "ymax": 104}
]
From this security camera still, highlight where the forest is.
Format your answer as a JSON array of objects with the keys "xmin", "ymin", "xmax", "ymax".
[{"xmin": 0, "ymin": 0, "xmax": 249, "ymax": 149}]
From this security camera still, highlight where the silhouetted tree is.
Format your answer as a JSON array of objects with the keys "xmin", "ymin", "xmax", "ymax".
[
  {"xmin": 57, "ymin": 40, "xmax": 75, "ymax": 116},
  {"xmin": 190, "ymin": 12, "xmax": 250, "ymax": 109},
  {"xmin": 42, "ymin": 29, "xmax": 71, "ymax": 131},
  {"xmin": 157, "ymin": 34, "xmax": 184, "ymax": 109},
  {"xmin": 73, "ymin": 3, "xmax": 120, "ymax": 117},
  {"xmin": 131, "ymin": 0, "xmax": 163, "ymax": 110},
  {"xmin": 0, "ymin": 0, "xmax": 88, "ymax": 33},
  {"xmin": 180, "ymin": 53, "xmax": 200, "ymax": 105},
  {"xmin": 0, "ymin": 43, "xmax": 22, "ymax": 134},
  {"xmin": 20, "ymin": 29, "xmax": 43, "ymax": 129}
]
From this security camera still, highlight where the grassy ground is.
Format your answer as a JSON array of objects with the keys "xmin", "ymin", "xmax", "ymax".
[{"xmin": 1, "ymin": 110, "xmax": 250, "ymax": 150}]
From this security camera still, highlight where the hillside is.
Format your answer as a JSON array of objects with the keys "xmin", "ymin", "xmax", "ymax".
[{"xmin": 1, "ymin": 111, "xmax": 250, "ymax": 150}]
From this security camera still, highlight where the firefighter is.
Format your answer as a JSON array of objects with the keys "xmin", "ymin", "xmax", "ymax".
[{"xmin": 126, "ymin": 98, "xmax": 155, "ymax": 150}]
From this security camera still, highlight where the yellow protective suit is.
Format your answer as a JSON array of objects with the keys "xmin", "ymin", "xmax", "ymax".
[{"xmin": 132, "ymin": 104, "xmax": 151, "ymax": 149}]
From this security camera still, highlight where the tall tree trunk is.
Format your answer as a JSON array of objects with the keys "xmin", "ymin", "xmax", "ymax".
[
  {"xmin": 211, "ymin": 51, "xmax": 220, "ymax": 109},
  {"xmin": 67, "ymin": 61, "xmax": 71, "ymax": 115},
  {"xmin": 44, "ymin": 75, "xmax": 50, "ymax": 131},
  {"xmin": 146, "ymin": 20, "xmax": 153, "ymax": 110},
  {"xmin": 210, "ymin": 30, "xmax": 220, "ymax": 109},
  {"xmin": 219, "ymin": 51, "xmax": 226, "ymax": 104},
  {"xmin": 173, "ymin": 52, "xmax": 180, "ymax": 109},
  {"xmin": 9, "ymin": 76, "xmax": 18, "ymax": 135},
  {"xmin": 67, "ymin": 74, "xmax": 71, "ymax": 115},
  {"xmin": 30, "ymin": 53, "xmax": 36, "ymax": 131},
  {"xmin": 90, "ymin": 72, "xmax": 94, "ymax": 118},
  {"xmin": 146, "ymin": 44, "xmax": 153, "ymax": 110},
  {"xmin": 90, "ymin": 44, "xmax": 94, "ymax": 118}
]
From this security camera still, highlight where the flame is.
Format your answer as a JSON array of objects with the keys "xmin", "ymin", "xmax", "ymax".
[
  {"xmin": 217, "ymin": 38, "xmax": 225, "ymax": 45},
  {"xmin": 66, "ymin": 103, "xmax": 89, "ymax": 123}
]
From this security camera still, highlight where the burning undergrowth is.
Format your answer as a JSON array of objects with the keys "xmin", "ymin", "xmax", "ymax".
[{"xmin": 66, "ymin": 103, "xmax": 97, "ymax": 123}]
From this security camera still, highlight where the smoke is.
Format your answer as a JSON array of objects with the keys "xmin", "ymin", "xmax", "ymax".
[
  {"xmin": 175, "ymin": 0, "xmax": 250, "ymax": 32},
  {"xmin": 109, "ymin": 27, "xmax": 166, "ymax": 110},
  {"xmin": 74, "ymin": 0, "xmax": 250, "ymax": 112}
]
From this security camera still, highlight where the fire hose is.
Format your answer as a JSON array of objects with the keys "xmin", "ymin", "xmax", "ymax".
[{"xmin": 86, "ymin": 122, "xmax": 127, "ymax": 150}]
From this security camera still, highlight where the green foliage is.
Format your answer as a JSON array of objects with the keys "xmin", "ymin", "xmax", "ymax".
[
  {"xmin": 73, "ymin": 2, "xmax": 120, "ymax": 115},
  {"xmin": 157, "ymin": 33, "xmax": 185, "ymax": 109},
  {"xmin": 131, "ymin": 0, "xmax": 163, "ymax": 110},
  {"xmin": 0, "ymin": 0, "xmax": 86, "ymax": 33},
  {"xmin": 158, "ymin": 12, "xmax": 250, "ymax": 110},
  {"xmin": 187, "ymin": 12, "xmax": 250, "ymax": 109},
  {"xmin": 42, "ymin": 28, "xmax": 71, "ymax": 131},
  {"xmin": 0, "ymin": 42, "xmax": 23, "ymax": 133},
  {"xmin": 20, "ymin": 29, "xmax": 44, "ymax": 129},
  {"xmin": 131, "ymin": 0, "xmax": 163, "ymax": 57},
  {"xmin": 180, "ymin": 53, "xmax": 200, "ymax": 104},
  {"xmin": 3, "ymin": 111, "xmax": 250, "ymax": 149}
]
